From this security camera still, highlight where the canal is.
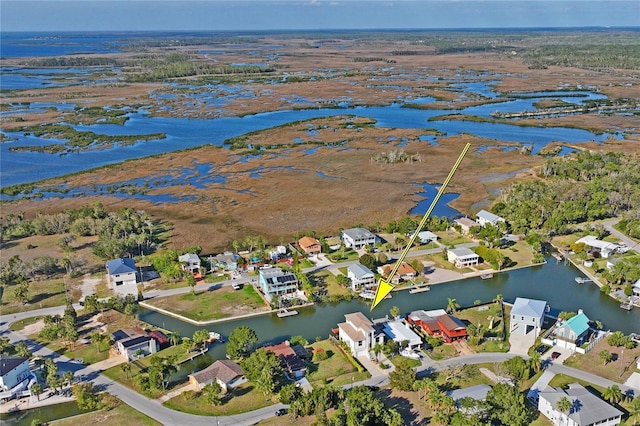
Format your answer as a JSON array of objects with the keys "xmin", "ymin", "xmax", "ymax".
[{"xmin": 139, "ymin": 257, "xmax": 640, "ymax": 361}]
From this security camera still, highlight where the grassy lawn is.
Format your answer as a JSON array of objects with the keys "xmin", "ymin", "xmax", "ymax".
[
  {"xmin": 9, "ymin": 316, "xmax": 43, "ymax": 331},
  {"xmin": 389, "ymin": 355, "xmax": 421, "ymax": 368},
  {"xmin": 435, "ymin": 230, "xmax": 472, "ymax": 247},
  {"xmin": 103, "ymin": 345, "xmax": 188, "ymax": 399},
  {"xmin": 144, "ymin": 284, "xmax": 269, "ymax": 321},
  {"xmin": 309, "ymin": 270, "xmax": 350, "ymax": 298},
  {"xmin": 499, "ymin": 240, "xmax": 535, "ymax": 266},
  {"xmin": 306, "ymin": 340, "xmax": 370, "ymax": 386},
  {"xmin": 52, "ymin": 400, "xmax": 162, "ymax": 426},
  {"xmin": 563, "ymin": 338, "xmax": 640, "ymax": 383},
  {"xmin": 1, "ymin": 279, "xmax": 68, "ymax": 315},
  {"xmin": 428, "ymin": 343, "xmax": 458, "ymax": 361},
  {"xmin": 28, "ymin": 333, "xmax": 111, "ymax": 365},
  {"xmin": 163, "ymin": 382, "xmax": 274, "ymax": 416},
  {"xmin": 455, "ymin": 303, "xmax": 510, "ymax": 353}
]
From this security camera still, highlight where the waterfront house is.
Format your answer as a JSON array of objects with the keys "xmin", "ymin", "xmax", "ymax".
[
  {"xmin": 338, "ymin": 312, "xmax": 385, "ymax": 358},
  {"xmin": 554, "ymin": 310, "xmax": 592, "ymax": 350},
  {"xmin": 347, "ymin": 263, "xmax": 376, "ymax": 291},
  {"xmin": 148, "ymin": 330, "xmax": 170, "ymax": 350},
  {"xmin": 259, "ymin": 267, "xmax": 299, "ymax": 298},
  {"xmin": 407, "ymin": 309, "xmax": 467, "ymax": 343},
  {"xmin": 448, "ymin": 384, "xmax": 492, "ymax": 414},
  {"xmin": 476, "ymin": 209, "xmax": 505, "ymax": 227},
  {"xmin": 575, "ymin": 236, "xmax": 618, "ymax": 258},
  {"xmin": 215, "ymin": 252, "xmax": 238, "ymax": 271},
  {"xmin": 188, "ymin": 360, "xmax": 246, "ymax": 392},
  {"xmin": 105, "ymin": 258, "xmax": 138, "ymax": 297},
  {"xmin": 112, "ymin": 329, "xmax": 157, "ymax": 361},
  {"xmin": 0, "ymin": 356, "xmax": 32, "ymax": 398},
  {"xmin": 538, "ymin": 383, "xmax": 622, "ymax": 426},
  {"xmin": 262, "ymin": 341, "xmax": 307, "ymax": 378},
  {"xmin": 447, "ymin": 248, "xmax": 480, "ymax": 268},
  {"xmin": 454, "ymin": 217, "xmax": 480, "ymax": 234},
  {"xmin": 380, "ymin": 320, "xmax": 423, "ymax": 350},
  {"xmin": 510, "ymin": 297, "xmax": 548, "ymax": 337},
  {"xmin": 378, "ymin": 262, "xmax": 417, "ymax": 283},
  {"xmin": 178, "ymin": 253, "xmax": 201, "ymax": 273},
  {"xmin": 341, "ymin": 228, "xmax": 378, "ymax": 250},
  {"xmin": 413, "ymin": 230, "xmax": 438, "ymax": 244},
  {"xmin": 298, "ymin": 236, "xmax": 321, "ymax": 255}
]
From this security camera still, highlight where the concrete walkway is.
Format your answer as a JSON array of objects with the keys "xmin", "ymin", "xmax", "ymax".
[{"xmin": 527, "ymin": 369, "xmax": 556, "ymax": 402}]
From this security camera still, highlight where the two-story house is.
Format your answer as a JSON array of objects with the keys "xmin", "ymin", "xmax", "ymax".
[
  {"xmin": 538, "ymin": 383, "xmax": 622, "ymax": 426},
  {"xmin": 447, "ymin": 248, "xmax": 480, "ymax": 268},
  {"xmin": 347, "ymin": 263, "xmax": 376, "ymax": 291},
  {"xmin": 105, "ymin": 258, "xmax": 138, "ymax": 297},
  {"xmin": 338, "ymin": 312, "xmax": 385, "ymax": 358},
  {"xmin": 476, "ymin": 209, "xmax": 505, "ymax": 227},
  {"xmin": 178, "ymin": 253, "xmax": 201, "ymax": 273},
  {"xmin": 0, "ymin": 356, "xmax": 33, "ymax": 400},
  {"xmin": 298, "ymin": 236, "xmax": 321, "ymax": 255},
  {"xmin": 510, "ymin": 297, "xmax": 548, "ymax": 337},
  {"xmin": 341, "ymin": 228, "xmax": 378, "ymax": 250},
  {"xmin": 259, "ymin": 267, "xmax": 299, "ymax": 299},
  {"xmin": 554, "ymin": 310, "xmax": 592, "ymax": 350}
]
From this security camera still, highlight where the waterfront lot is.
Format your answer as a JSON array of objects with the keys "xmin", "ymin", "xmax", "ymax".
[
  {"xmin": 144, "ymin": 284, "xmax": 269, "ymax": 321},
  {"xmin": 306, "ymin": 340, "xmax": 370, "ymax": 386}
]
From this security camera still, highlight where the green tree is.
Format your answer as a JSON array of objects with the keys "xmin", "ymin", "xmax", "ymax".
[
  {"xmin": 63, "ymin": 370, "xmax": 74, "ymax": 389},
  {"xmin": 202, "ymin": 382, "xmax": 222, "ymax": 405},
  {"xmin": 388, "ymin": 363, "xmax": 416, "ymax": 391},
  {"xmin": 186, "ymin": 273, "xmax": 197, "ymax": 293},
  {"xmin": 168, "ymin": 331, "xmax": 181, "ymax": 346},
  {"xmin": 486, "ymin": 383, "xmax": 531, "ymax": 426},
  {"xmin": 278, "ymin": 383, "xmax": 302, "ymax": 404},
  {"xmin": 502, "ymin": 356, "xmax": 530, "ymax": 382},
  {"xmin": 30, "ymin": 383, "xmax": 43, "ymax": 401},
  {"xmin": 15, "ymin": 341, "xmax": 32, "ymax": 358},
  {"xmin": 556, "ymin": 396, "xmax": 571, "ymax": 414},
  {"xmin": 120, "ymin": 363, "xmax": 132, "ymax": 379},
  {"xmin": 389, "ymin": 305, "xmax": 401, "ymax": 319},
  {"xmin": 359, "ymin": 253, "xmax": 376, "ymax": 270},
  {"xmin": 628, "ymin": 397, "xmax": 640, "ymax": 426},
  {"xmin": 72, "ymin": 382, "xmax": 102, "ymax": 411},
  {"xmin": 599, "ymin": 349, "xmax": 613, "ymax": 365},
  {"xmin": 14, "ymin": 280, "xmax": 30, "ymax": 304},
  {"xmin": 91, "ymin": 332, "xmax": 109, "ymax": 353},
  {"xmin": 192, "ymin": 329, "xmax": 210, "ymax": 351},
  {"xmin": 446, "ymin": 297, "xmax": 460, "ymax": 313},
  {"xmin": 227, "ymin": 326, "xmax": 258, "ymax": 360},
  {"xmin": 529, "ymin": 351, "xmax": 542, "ymax": 373},
  {"xmin": 602, "ymin": 385, "xmax": 624, "ymax": 404},
  {"xmin": 241, "ymin": 349, "xmax": 283, "ymax": 395}
]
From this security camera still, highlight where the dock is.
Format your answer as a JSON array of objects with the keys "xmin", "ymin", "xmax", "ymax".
[
  {"xmin": 277, "ymin": 308, "xmax": 299, "ymax": 318},
  {"xmin": 481, "ymin": 273, "xmax": 494, "ymax": 280},
  {"xmin": 575, "ymin": 277, "xmax": 592, "ymax": 284},
  {"xmin": 620, "ymin": 301, "xmax": 634, "ymax": 311},
  {"xmin": 409, "ymin": 285, "xmax": 430, "ymax": 294}
]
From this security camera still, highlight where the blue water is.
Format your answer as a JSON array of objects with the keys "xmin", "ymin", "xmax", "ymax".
[{"xmin": 409, "ymin": 183, "xmax": 461, "ymax": 218}]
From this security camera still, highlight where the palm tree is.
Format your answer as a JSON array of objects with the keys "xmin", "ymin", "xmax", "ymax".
[
  {"xmin": 120, "ymin": 362, "xmax": 132, "ymax": 379},
  {"xmin": 556, "ymin": 396, "xmax": 571, "ymax": 415},
  {"xmin": 446, "ymin": 298, "xmax": 460, "ymax": 313},
  {"xmin": 530, "ymin": 351, "xmax": 542, "ymax": 373},
  {"xmin": 63, "ymin": 371, "xmax": 74, "ymax": 390},
  {"xmin": 602, "ymin": 385, "xmax": 624, "ymax": 404},
  {"xmin": 629, "ymin": 397, "xmax": 640, "ymax": 426},
  {"xmin": 599, "ymin": 349, "xmax": 612, "ymax": 365},
  {"xmin": 168, "ymin": 331, "xmax": 181, "ymax": 346},
  {"xmin": 372, "ymin": 343, "xmax": 383, "ymax": 363},
  {"xmin": 30, "ymin": 383, "xmax": 43, "ymax": 401}
]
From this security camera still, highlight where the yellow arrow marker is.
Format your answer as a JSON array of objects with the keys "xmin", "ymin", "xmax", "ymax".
[{"xmin": 370, "ymin": 142, "xmax": 471, "ymax": 311}]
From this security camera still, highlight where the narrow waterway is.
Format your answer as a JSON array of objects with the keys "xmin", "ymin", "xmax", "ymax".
[{"xmin": 139, "ymin": 257, "xmax": 640, "ymax": 361}]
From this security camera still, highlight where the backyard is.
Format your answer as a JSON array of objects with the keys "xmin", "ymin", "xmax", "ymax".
[
  {"xmin": 563, "ymin": 337, "xmax": 640, "ymax": 383},
  {"xmin": 306, "ymin": 339, "xmax": 370, "ymax": 387},
  {"xmin": 163, "ymin": 382, "xmax": 274, "ymax": 416},
  {"xmin": 143, "ymin": 284, "xmax": 269, "ymax": 321}
]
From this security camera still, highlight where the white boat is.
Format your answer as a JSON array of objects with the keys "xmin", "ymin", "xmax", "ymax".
[
  {"xmin": 481, "ymin": 273, "xmax": 494, "ymax": 280},
  {"xmin": 208, "ymin": 331, "xmax": 224, "ymax": 342},
  {"xmin": 400, "ymin": 348, "xmax": 421, "ymax": 359},
  {"xmin": 277, "ymin": 308, "xmax": 298, "ymax": 318},
  {"xmin": 359, "ymin": 290, "xmax": 376, "ymax": 300}
]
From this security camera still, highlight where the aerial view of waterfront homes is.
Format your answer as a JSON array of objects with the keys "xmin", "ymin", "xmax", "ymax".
[{"xmin": 2, "ymin": 4, "xmax": 640, "ymax": 426}]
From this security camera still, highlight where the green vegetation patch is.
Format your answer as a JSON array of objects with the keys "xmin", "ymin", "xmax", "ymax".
[
  {"xmin": 306, "ymin": 339, "xmax": 370, "ymax": 386},
  {"xmin": 163, "ymin": 382, "xmax": 274, "ymax": 416}
]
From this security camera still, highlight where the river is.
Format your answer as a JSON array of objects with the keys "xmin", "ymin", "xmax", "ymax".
[{"xmin": 138, "ymin": 257, "xmax": 640, "ymax": 362}]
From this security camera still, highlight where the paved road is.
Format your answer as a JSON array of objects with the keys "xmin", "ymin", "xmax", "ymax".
[{"xmin": 601, "ymin": 219, "xmax": 640, "ymax": 251}]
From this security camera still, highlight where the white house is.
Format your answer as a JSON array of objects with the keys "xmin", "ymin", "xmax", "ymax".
[
  {"xmin": 554, "ymin": 310, "xmax": 592, "ymax": 350},
  {"xmin": 0, "ymin": 356, "xmax": 32, "ymax": 398},
  {"xmin": 510, "ymin": 297, "xmax": 548, "ymax": 337},
  {"xmin": 341, "ymin": 228, "xmax": 378, "ymax": 250},
  {"xmin": 105, "ymin": 258, "xmax": 138, "ymax": 297},
  {"xmin": 538, "ymin": 383, "xmax": 623, "ymax": 426},
  {"xmin": 454, "ymin": 217, "xmax": 480, "ymax": 234},
  {"xmin": 447, "ymin": 248, "xmax": 480, "ymax": 268},
  {"xmin": 575, "ymin": 236, "xmax": 618, "ymax": 258},
  {"xmin": 338, "ymin": 312, "xmax": 384, "ymax": 358},
  {"xmin": 178, "ymin": 253, "xmax": 201, "ymax": 272},
  {"xmin": 476, "ymin": 210, "xmax": 505, "ymax": 227},
  {"xmin": 413, "ymin": 230, "xmax": 438, "ymax": 244},
  {"xmin": 347, "ymin": 263, "xmax": 376, "ymax": 291},
  {"xmin": 381, "ymin": 320, "xmax": 423, "ymax": 350},
  {"xmin": 188, "ymin": 360, "xmax": 246, "ymax": 392},
  {"xmin": 112, "ymin": 330, "xmax": 158, "ymax": 361}
]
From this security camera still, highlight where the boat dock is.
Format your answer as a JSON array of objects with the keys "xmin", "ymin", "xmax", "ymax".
[
  {"xmin": 575, "ymin": 277, "xmax": 592, "ymax": 284},
  {"xmin": 481, "ymin": 273, "xmax": 494, "ymax": 280},
  {"xmin": 620, "ymin": 302, "xmax": 633, "ymax": 311},
  {"xmin": 409, "ymin": 285, "xmax": 430, "ymax": 294},
  {"xmin": 277, "ymin": 308, "xmax": 299, "ymax": 318}
]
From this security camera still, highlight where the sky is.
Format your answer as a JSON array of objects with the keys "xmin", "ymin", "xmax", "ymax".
[{"xmin": 1, "ymin": 0, "xmax": 639, "ymax": 32}]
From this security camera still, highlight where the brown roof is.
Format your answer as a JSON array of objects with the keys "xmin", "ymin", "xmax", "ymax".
[
  {"xmin": 298, "ymin": 236, "xmax": 320, "ymax": 250},
  {"xmin": 455, "ymin": 217, "xmax": 479, "ymax": 228},
  {"xmin": 397, "ymin": 262, "xmax": 416, "ymax": 275},
  {"xmin": 262, "ymin": 342, "xmax": 306, "ymax": 373},
  {"xmin": 189, "ymin": 360, "xmax": 244, "ymax": 385},
  {"xmin": 344, "ymin": 312, "xmax": 374, "ymax": 333},
  {"xmin": 338, "ymin": 322, "xmax": 366, "ymax": 342},
  {"xmin": 436, "ymin": 315, "xmax": 466, "ymax": 331}
]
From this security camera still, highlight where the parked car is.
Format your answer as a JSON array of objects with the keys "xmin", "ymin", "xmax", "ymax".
[
  {"xmin": 551, "ymin": 351, "xmax": 561, "ymax": 360},
  {"xmin": 275, "ymin": 408, "xmax": 288, "ymax": 416}
]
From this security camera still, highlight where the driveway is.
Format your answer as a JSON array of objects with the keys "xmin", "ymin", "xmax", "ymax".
[{"xmin": 508, "ymin": 332, "xmax": 536, "ymax": 355}]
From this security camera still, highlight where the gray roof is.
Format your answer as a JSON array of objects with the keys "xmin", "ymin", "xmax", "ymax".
[
  {"xmin": 448, "ymin": 384, "xmax": 492, "ymax": 402},
  {"xmin": 342, "ymin": 228, "xmax": 376, "ymax": 240},
  {"xmin": 511, "ymin": 297, "xmax": 547, "ymax": 319},
  {"xmin": 448, "ymin": 247, "xmax": 478, "ymax": 258},
  {"xmin": 539, "ymin": 383, "xmax": 623, "ymax": 425},
  {"xmin": 348, "ymin": 263, "xmax": 374, "ymax": 279},
  {"xmin": 476, "ymin": 209, "xmax": 503, "ymax": 223},
  {"xmin": 0, "ymin": 356, "xmax": 28, "ymax": 376},
  {"xmin": 106, "ymin": 258, "xmax": 137, "ymax": 274},
  {"xmin": 178, "ymin": 253, "xmax": 201, "ymax": 263}
]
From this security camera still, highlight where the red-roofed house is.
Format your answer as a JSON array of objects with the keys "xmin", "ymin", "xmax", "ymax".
[
  {"xmin": 377, "ymin": 262, "xmax": 417, "ymax": 284},
  {"xmin": 408, "ymin": 311, "xmax": 467, "ymax": 343},
  {"xmin": 262, "ymin": 341, "xmax": 308, "ymax": 378}
]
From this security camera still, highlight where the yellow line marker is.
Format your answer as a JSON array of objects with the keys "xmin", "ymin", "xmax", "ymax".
[{"xmin": 371, "ymin": 142, "xmax": 471, "ymax": 311}]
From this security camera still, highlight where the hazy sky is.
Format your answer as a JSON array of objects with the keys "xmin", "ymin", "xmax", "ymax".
[{"xmin": 2, "ymin": 0, "xmax": 639, "ymax": 32}]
